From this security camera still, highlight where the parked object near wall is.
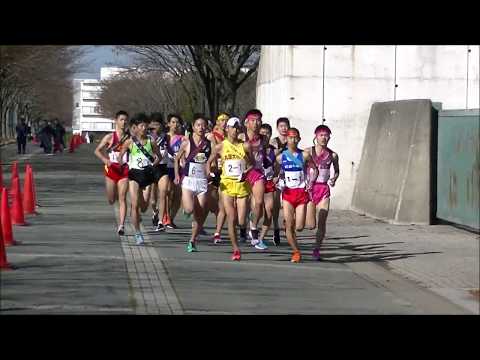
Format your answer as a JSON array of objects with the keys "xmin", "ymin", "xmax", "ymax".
[{"xmin": 351, "ymin": 100, "xmax": 437, "ymax": 225}]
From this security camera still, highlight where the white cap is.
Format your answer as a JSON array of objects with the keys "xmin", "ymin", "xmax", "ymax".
[{"xmin": 226, "ymin": 117, "xmax": 241, "ymax": 127}]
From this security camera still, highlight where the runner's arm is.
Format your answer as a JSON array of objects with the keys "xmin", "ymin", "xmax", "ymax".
[
  {"xmin": 151, "ymin": 141, "xmax": 160, "ymax": 166},
  {"xmin": 206, "ymin": 132, "xmax": 215, "ymax": 144},
  {"xmin": 206, "ymin": 142, "xmax": 222, "ymax": 175},
  {"xmin": 174, "ymin": 139, "xmax": 188, "ymax": 184},
  {"xmin": 303, "ymin": 151, "xmax": 318, "ymax": 189},
  {"xmin": 242, "ymin": 142, "xmax": 254, "ymax": 174},
  {"xmin": 117, "ymin": 139, "xmax": 131, "ymax": 166},
  {"xmin": 94, "ymin": 134, "xmax": 113, "ymax": 166},
  {"xmin": 329, "ymin": 152, "xmax": 340, "ymax": 187}
]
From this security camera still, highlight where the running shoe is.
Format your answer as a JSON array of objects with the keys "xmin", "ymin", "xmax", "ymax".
[
  {"xmin": 231, "ymin": 250, "xmax": 241, "ymax": 261},
  {"xmin": 134, "ymin": 233, "xmax": 145, "ymax": 245},
  {"xmin": 117, "ymin": 224, "xmax": 125, "ymax": 236},
  {"xmin": 254, "ymin": 240, "xmax": 268, "ymax": 250},
  {"xmin": 239, "ymin": 228, "xmax": 247, "ymax": 243},
  {"xmin": 312, "ymin": 248, "xmax": 321, "ymax": 261},
  {"xmin": 213, "ymin": 233, "xmax": 221, "ymax": 244},
  {"xmin": 155, "ymin": 223, "xmax": 166, "ymax": 232},
  {"xmin": 290, "ymin": 250, "xmax": 301, "ymax": 263},
  {"xmin": 187, "ymin": 240, "xmax": 198, "ymax": 253},
  {"xmin": 152, "ymin": 211, "xmax": 159, "ymax": 227},
  {"xmin": 249, "ymin": 229, "xmax": 260, "ymax": 246},
  {"xmin": 166, "ymin": 222, "xmax": 178, "ymax": 230},
  {"xmin": 272, "ymin": 229, "xmax": 281, "ymax": 246}
]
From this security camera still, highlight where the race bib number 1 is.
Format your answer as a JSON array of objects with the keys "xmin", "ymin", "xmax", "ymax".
[
  {"xmin": 285, "ymin": 170, "xmax": 305, "ymax": 188},
  {"xmin": 225, "ymin": 159, "xmax": 244, "ymax": 177}
]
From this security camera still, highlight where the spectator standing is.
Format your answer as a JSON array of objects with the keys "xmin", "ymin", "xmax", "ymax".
[
  {"xmin": 39, "ymin": 120, "xmax": 55, "ymax": 154},
  {"xmin": 15, "ymin": 117, "xmax": 29, "ymax": 154},
  {"xmin": 53, "ymin": 119, "xmax": 66, "ymax": 153}
]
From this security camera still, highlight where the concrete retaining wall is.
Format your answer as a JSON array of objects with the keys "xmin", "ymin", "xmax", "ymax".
[{"xmin": 351, "ymin": 100, "xmax": 435, "ymax": 225}]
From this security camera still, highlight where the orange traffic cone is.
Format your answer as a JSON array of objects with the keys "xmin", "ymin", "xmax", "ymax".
[
  {"xmin": 23, "ymin": 165, "xmax": 37, "ymax": 215},
  {"xmin": 1, "ymin": 187, "xmax": 17, "ymax": 246},
  {"xmin": 10, "ymin": 177, "xmax": 26, "ymax": 226},
  {"xmin": 11, "ymin": 161, "xmax": 19, "ymax": 179},
  {"xmin": 69, "ymin": 135, "xmax": 75, "ymax": 153},
  {"xmin": 9, "ymin": 171, "xmax": 19, "ymax": 201},
  {"xmin": 0, "ymin": 224, "xmax": 13, "ymax": 270}
]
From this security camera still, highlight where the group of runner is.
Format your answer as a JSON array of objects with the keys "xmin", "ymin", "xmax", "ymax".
[{"xmin": 94, "ymin": 109, "xmax": 339, "ymax": 263}]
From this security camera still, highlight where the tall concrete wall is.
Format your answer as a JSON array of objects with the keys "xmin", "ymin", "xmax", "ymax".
[
  {"xmin": 351, "ymin": 100, "xmax": 435, "ymax": 225},
  {"xmin": 256, "ymin": 45, "xmax": 480, "ymax": 210}
]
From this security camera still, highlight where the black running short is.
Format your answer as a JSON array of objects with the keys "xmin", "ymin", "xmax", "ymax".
[
  {"xmin": 209, "ymin": 169, "xmax": 222, "ymax": 188},
  {"xmin": 152, "ymin": 164, "xmax": 169, "ymax": 183},
  {"xmin": 128, "ymin": 167, "xmax": 155, "ymax": 189}
]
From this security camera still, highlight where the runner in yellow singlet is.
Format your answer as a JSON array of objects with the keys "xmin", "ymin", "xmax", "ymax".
[{"xmin": 206, "ymin": 117, "xmax": 254, "ymax": 261}]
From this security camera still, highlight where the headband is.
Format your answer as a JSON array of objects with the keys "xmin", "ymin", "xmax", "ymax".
[
  {"xmin": 217, "ymin": 114, "xmax": 229, "ymax": 122},
  {"xmin": 246, "ymin": 114, "xmax": 261, "ymax": 121},
  {"xmin": 287, "ymin": 129, "xmax": 299, "ymax": 137}
]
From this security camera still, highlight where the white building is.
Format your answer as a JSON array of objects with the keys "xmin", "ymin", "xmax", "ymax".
[
  {"xmin": 72, "ymin": 67, "xmax": 128, "ymax": 135},
  {"xmin": 256, "ymin": 45, "xmax": 480, "ymax": 210}
]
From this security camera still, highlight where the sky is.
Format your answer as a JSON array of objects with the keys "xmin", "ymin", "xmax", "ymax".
[{"xmin": 74, "ymin": 46, "xmax": 134, "ymax": 79}]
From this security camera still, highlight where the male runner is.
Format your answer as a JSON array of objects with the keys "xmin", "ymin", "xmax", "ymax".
[
  {"xmin": 117, "ymin": 113, "xmax": 160, "ymax": 245},
  {"xmin": 148, "ymin": 113, "xmax": 170, "ymax": 232},
  {"xmin": 238, "ymin": 109, "xmax": 268, "ymax": 249},
  {"xmin": 270, "ymin": 117, "xmax": 290, "ymax": 245},
  {"xmin": 174, "ymin": 115, "xmax": 212, "ymax": 252},
  {"xmin": 276, "ymin": 127, "xmax": 317, "ymax": 263},
  {"xmin": 305, "ymin": 125, "xmax": 339, "ymax": 260},
  {"xmin": 165, "ymin": 114, "xmax": 185, "ymax": 229},
  {"xmin": 207, "ymin": 117, "xmax": 254, "ymax": 261},
  {"xmin": 206, "ymin": 113, "xmax": 228, "ymax": 243},
  {"xmin": 94, "ymin": 110, "xmax": 130, "ymax": 235}
]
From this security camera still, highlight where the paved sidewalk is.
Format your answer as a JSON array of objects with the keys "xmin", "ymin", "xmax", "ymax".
[
  {"xmin": 0, "ymin": 143, "xmax": 478, "ymax": 314},
  {"xmin": 316, "ymin": 211, "xmax": 479, "ymax": 314}
]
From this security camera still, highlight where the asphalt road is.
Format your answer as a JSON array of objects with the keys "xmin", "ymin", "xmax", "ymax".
[{"xmin": 0, "ymin": 143, "xmax": 471, "ymax": 314}]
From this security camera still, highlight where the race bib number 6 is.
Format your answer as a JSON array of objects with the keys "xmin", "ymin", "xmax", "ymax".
[{"xmin": 188, "ymin": 162, "xmax": 206, "ymax": 178}]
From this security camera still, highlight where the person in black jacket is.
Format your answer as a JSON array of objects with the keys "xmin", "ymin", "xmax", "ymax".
[
  {"xmin": 53, "ymin": 119, "xmax": 66, "ymax": 153},
  {"xmin": 15, "ymin": 118, "xmax": 29, "ymax": 154},
  {"xmin": 39, "ymin": 120, "xmax": 55, "ymax": 154}
]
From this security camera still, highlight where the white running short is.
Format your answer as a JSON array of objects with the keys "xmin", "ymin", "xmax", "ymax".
[{"xmin": 181, "ymin": 176, "xmax": 208, "ymax": 196}]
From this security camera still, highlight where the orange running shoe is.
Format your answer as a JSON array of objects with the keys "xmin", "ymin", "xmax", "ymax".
[
  {"xmin": 291, "ymin": 250, "xmax": 301, "ymax": 263},
  {"xmin": 231, "ymin": 250, "xmax": 241, "ymax": 261},
  {"xmin": 162, "ymin": 213, "xmax": 169, "ymax": 224}
]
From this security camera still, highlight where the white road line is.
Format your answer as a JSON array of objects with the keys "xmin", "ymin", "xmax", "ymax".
[
  {"xmin": 157, "ymin": 257, "xmax": 353, "ymax": 272},
  {"xmin": 9, "ymin": 253, "xmax": 125, "ymax": 260}
]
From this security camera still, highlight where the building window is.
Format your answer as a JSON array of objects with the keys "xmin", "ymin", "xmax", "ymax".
[{"xmin": 75, "ymin": 102, "xmax": 79, "ymax": 108}]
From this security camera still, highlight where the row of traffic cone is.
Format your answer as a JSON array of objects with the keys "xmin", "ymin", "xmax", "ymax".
[
  {"xmin": 68, "ymin": 134, "xmax": 85, "ymax": 153},
  {"xmin": 1, "ymin": 162, "xmax": 38, "ymax": 270}
]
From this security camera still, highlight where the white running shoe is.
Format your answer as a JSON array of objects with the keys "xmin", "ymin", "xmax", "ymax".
[
  {"xmin": 134, "ymin": 233, "xmax": 145, "ymax": 245},
  {"xmin": 117, "ymin": 225, "xmax": 125, "ymax": 236},
  {"xmin": 254, "ymin": 240, "xmax": 268, "ymax": 250}
]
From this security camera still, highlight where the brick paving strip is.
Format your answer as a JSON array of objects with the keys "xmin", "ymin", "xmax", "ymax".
[{"xmin": 114, "ymin": 206, "xmax": 184, "ymax": 315}]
